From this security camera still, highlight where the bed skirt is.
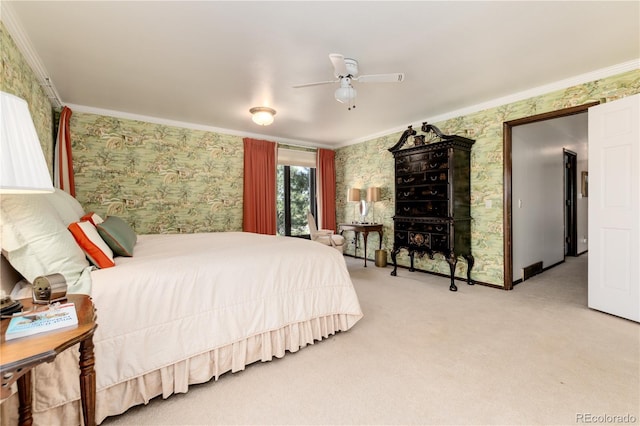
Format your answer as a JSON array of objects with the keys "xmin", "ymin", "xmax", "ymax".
[{"xmin": 1, "ymin": 312, "xmax": 358, "ymax": 425}]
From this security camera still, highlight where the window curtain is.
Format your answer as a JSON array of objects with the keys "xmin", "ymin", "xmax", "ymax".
[
  {"xmin": 317, "ymin": 148, "xmax": 337, "ymax": 231},
  {"xmin": 54, "ymin": 106, "xmax": 75, "ymax": 196},
  {"xmin": 243, "ymin": 138, "xmax": 277, "ymax": 235}
]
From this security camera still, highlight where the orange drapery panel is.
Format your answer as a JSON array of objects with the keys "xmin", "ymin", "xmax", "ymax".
[
  {"xmin": 243, "ymin": 138, "xmax": 277, "ymax": 235},
  {"xmin": 317, "ymin": 148, "xmax": 337, "ymax": 231}
]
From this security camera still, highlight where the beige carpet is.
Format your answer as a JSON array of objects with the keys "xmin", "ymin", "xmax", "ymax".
[{"xmin": 103, "ymin": 254, "xmax": 639, "ymax": 425}]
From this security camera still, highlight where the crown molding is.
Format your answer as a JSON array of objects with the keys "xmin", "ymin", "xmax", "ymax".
[
  {"xmin": 66, "ymin": 103, "xmax": 331, "ymax": 149},
  {"xmin": 3, "ymin": 1, "xmax": 636, "ymax": 150},
  {"xmin": 1, "ymin": 2, "xmax": 63, "ymax": 108},
  {"xmin": 338, "ymin": 58, "xmax": 640, "ymax": 148}
]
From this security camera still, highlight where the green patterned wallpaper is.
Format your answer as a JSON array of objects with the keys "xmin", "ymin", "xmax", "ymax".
[
  {"xmin": 336, "ymin": 69, "xmax": 640, "ymax": 287},
  {"xmin": 71, "ymin": 113, "xmax": 244, "ymax": 234},
  {"xmin": 0, "ymin": 22, "xmax": 54, "ymax": 174},
  {"xmin": 3, "ymin": 19, "xmax": 638, "ymax": 287}
]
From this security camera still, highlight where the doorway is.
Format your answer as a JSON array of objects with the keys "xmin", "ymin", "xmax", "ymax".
[
  {"xmin": 503, "ymin": 102, "xmax": 597, "ymax": 289},
  {"xmin": 564, "ymin": 149, "xmax": 578, "ymax": 257}
]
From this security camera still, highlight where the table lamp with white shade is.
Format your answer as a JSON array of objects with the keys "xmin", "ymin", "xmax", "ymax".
[
  {"xmin": 366, "ymin": 187, "xmax": 381, "ymax": 223},
  {"xmin": 1, "ymin": 91, "xmax": 54, "ymax": 194},
  {"xmin": 0, "ymin": 91, "xmax": 55, "ymax": 315}
]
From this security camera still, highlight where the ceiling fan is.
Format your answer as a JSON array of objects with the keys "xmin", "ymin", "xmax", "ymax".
[{"xmin": 293, "ymin": 53, "xmax": 405, "ymax": 110}]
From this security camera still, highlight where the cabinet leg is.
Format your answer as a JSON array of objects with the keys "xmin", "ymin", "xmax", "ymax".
[
  {"xmin": 464, "ymin": 254, "xmax": 475, "ymax": 285},
  {"xmin": 409, "ymin": 252, "xmax": 415, "ymax": 272},
  {"xmin": 447, "ymin": 256, "xmax": 458, "ymax": 292},
  {"xmin": 390, "ymin": 248, "xmax": 398, "ymax": 276}
]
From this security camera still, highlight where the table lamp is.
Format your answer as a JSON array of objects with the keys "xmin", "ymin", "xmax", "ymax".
[
  {"xmin": 1, "ymin": 91, "xmax": 55, "ymax": 194},
  {"xmin": 1, "ymin": 91, "xmax": 55, "ymax": 315},
  {"xmin": 347, "ymin": 188, "xmax": 360, "ymax": 223},
  {"xmin": 366, "ymin": 187, "xmax": 381, "ymax": 223}
]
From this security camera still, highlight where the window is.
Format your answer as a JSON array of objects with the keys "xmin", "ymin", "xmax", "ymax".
[
  {"xmin": 277, "ymin": 165, "xmax": 316, "ymax": 237},
  {"xmin": 276, "ymin": 148, "xmax": 317, "ymax": 237}
]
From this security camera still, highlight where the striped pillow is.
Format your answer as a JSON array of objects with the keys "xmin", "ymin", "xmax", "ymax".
[{"xmin": 68, "ymin": 221, "xmax": 115, "ymax": 268}]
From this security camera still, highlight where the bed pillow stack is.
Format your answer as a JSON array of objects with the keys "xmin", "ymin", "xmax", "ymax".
[{"xmin": 0, "ymin": 189, "xmax": 93, "ymax": 294}]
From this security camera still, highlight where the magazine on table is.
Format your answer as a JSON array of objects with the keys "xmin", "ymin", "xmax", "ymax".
[{"xmin": 5, "ymin": 302, "xmax": 78, "ymax": 340}]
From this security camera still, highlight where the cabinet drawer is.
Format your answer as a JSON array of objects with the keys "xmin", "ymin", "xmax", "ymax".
[
  {"xmin": 393, "ymin": 230, "xmax": 449, "ymax": 251},
  {"xmin": 430, "ymin": 234, "xmax": 450, "ymax": 251},
  {"xmin": 395, "ymin": 221, "xmax": 449, "ymax": 234},
  {"xmin": 396, "ymin": 158, "xmax": 448, "ymax": 175},
  {"xmin": 396, "ymin": 152, "xmax": 429, "ymax": 166},
  {"xmin": 396, "ymin": 171, "xmax": 448, "ymax": 187},
  {"xmin": 394, "ymin": 230, "xmax": 432, "ymax": 249},
  {"xmin": 396, "ymin": 162, "xmax": 422, "ymax": 175},
  {"xmin": 409, "ymin": 231, "xmax": 431, "ymax": 248},
  {"xmin": 396, "ymin": 201, "xmax": 448, "ymax": 217},
  {"xmin": 431, "ymin": 148, "xmax": 448, "ymax": 160},
  {"xmin": 397, "ymin": 184, "xmax": 448, "ymax": 201}
]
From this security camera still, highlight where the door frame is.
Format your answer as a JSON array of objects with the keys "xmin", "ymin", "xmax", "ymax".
[
  {"xmin": 564, "ymin": 149, "xmax": 578, "ymax": 257},
  {"xmin": 502, "ymin": 102, "xmax": 598, "ymax": 289}
]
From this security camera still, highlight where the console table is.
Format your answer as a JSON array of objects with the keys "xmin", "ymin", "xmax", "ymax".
[{"xmin": 338, "ymin": 223, "xmax": 383, "ymax": 267}]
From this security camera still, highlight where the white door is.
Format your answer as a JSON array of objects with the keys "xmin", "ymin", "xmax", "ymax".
[{"xmin": 588, "ymin": 93, "xmax": 640, "ymax": 322}]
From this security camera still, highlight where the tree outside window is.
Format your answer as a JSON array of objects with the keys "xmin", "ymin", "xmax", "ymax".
[{"xmin": 277, "ymin": 165, "xmax": 316, "ymax": 237}]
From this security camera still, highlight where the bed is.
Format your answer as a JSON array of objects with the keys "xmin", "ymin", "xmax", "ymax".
[{"xmin": 0, "ymin": 190, "xmax": 363, "ymax": 425}]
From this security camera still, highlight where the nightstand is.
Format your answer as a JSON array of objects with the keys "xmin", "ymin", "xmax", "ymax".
[{"xmin": 1, "ymin": 294, "xmax": 97, "ymax": 426}]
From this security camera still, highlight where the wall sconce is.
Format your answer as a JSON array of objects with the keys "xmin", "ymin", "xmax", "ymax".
[
  {"xmin": 250, "ymin": 106, "xmax": 276, "ymax": 126},
  {"xmin": 366, "ymin": 187, "xmax": 381, "ymax": 223},
  {"xmin": 1, "ymin": 91, "xmax": 54, "ymax": 193}
]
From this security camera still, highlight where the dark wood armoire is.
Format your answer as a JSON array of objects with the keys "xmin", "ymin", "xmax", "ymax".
[{"xmin": 388, "ymin": 122, "xmax": 474, "ymax": 291}]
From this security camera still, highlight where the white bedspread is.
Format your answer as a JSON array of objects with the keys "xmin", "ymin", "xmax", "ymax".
[
  {"xmin": 1, "ymin": 232, "xmax": 363, "ymax": 423},
  {"xmin": 89, "ymin": 232, "xmax": 363, "ymax": 391}
]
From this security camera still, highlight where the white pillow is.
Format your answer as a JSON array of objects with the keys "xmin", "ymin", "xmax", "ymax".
[
  {"xmin": 0, "ymin": 194, "xmax": 92, "ymax": 294},
  {"xmin": 44, "ymin": 188, "xmax": 85, "ymax": 225}
]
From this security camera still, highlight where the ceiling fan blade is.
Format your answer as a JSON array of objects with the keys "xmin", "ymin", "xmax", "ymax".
[
  {"xmin": 329, "ymin": 53, "xmax": 348, "ymax": 77},
  {"xmin": 356, "ymin": 73, "xmax": 405, "ymax": 83},
  {"xmin": 292, "ymin": 80, "xmax": 338, "ymax": 88}
]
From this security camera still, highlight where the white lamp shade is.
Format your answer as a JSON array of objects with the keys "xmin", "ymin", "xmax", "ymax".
[
  {"xmin": 1, "ymin": 92, "xmax": 54, "ymax": 193},
  {"xmin": 250, "ymin": 107, "xmax": 276, "ymax": 126}
]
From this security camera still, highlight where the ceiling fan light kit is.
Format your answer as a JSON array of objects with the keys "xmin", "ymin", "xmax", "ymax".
[
  {"xmin": 334, "ymin": 77, "xmax": 357, "ymax": 110},
  {"xmin": 294, "ymin": 53, "xmax": 404, "ymax": 110},
  {"xmin": 249, "ymin": 106, "xmax": 276, "ymax": 126},
  {"xmin": 334, "ymin": 86, "xmax": 356, "ymax": 104}
]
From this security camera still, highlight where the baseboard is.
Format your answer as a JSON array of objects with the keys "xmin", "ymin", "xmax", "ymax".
[{"xmin": 384, "ymin": 262, "xmax": 503, "ymax": 289}]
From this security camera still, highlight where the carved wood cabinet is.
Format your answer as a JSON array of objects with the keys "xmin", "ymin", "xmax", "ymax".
[{"xmin": 388, "ymin": 123, "xmax": 474, "ymax": 291}]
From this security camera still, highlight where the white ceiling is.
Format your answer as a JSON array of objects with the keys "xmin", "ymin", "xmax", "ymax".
[{"xmin": 4, "ymin": 1, "xmax": 639, "ymax": 148}]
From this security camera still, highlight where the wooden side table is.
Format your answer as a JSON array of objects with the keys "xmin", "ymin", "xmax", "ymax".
[
  {"xmin": 338, "ymin": 223, "xmax": 384, "ymax": 267},
  {"xmin": 1, "ymin": 294, "xmax": 97, "ymax": 426}
]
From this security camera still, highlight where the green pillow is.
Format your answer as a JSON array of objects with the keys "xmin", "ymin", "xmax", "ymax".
[{"xmin": 96, "ymin": 216, "xmax": 137, "ymax": 257}]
